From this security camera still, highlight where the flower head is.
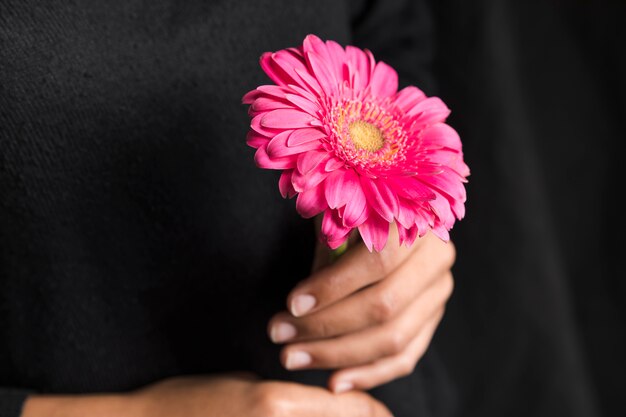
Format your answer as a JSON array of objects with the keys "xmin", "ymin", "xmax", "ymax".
[{"xmin": 243, "ymin": 35, "xmax": 470, "ymax": 252}]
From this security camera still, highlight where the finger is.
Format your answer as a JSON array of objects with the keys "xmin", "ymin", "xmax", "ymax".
[
  {"xmin": 329, "ymin": 307, "xmax": 446, "ymax": 393},
  {"xmin": 300, "ymin": 390, "xmax": 394, "ymax": 417},
  {"xmin": 262, "ymin": 381, "xmax": 393, "ymax": 417},
  {"xmin": 287, "ymin": 223, "xmax": 417, "ymax": 317},
  {"xmin": 279, "ymin": 272, "xmax": 453, "ymax": 370},
  {"xmin": 331, "ymin": 391, "xmax": 394, "ymax": 417},
  {"xmin": 269, "ymin": 242, "xmax": 454, "ymax": 343}
]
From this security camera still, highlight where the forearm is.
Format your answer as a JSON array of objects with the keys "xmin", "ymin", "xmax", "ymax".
[{"xmin": 21, "ymin": 393, "xmax": 141, "ymax": 417}]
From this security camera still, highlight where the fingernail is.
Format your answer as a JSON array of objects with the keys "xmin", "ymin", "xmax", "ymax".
[
  {"xmin": 285, "ymin": 351, "xmax": 312, "ymax": 369},
  {"xmin": 334, "ymin": 381, "xmax": 354, "ymax": 394},
  {"xmin": 270, "ymin": 322, "xmax": 297, "ymax": 343},
  {"xmin": 290, "ymin": 294, "xmax": 316, "ymax": 317}
]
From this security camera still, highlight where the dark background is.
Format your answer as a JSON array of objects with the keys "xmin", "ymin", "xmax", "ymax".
[{"xmin": 427, "ymin": 1, "xmax": 626, "ymax": 416}]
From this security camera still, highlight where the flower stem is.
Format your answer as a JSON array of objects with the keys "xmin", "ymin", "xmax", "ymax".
[{"xmin": 329, "ymin": 240, "xmax": 349, "ymax": 263}]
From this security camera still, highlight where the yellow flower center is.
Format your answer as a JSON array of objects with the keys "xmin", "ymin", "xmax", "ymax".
[
  {"xmin": 349, "ymin": 120, "xmax": 385, "ymax": 152},
  {"xmin": 327, "ymin": 99, "xmax": 407, "ymax": 172}
]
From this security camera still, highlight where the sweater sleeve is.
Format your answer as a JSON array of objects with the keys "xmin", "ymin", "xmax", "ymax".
[{"xmin": 0, "ymin": 389, "xmax": 31, "ymax": 417}]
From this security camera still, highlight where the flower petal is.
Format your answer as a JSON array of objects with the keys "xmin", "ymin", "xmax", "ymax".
[
  {"xmin": 292, "ymin": 163, "xmax": 330, "ymax": 193},
  {"xmin": 251, "ymin": 97, "xmax": 292, "ymax": 113},
  {"xmin": 257, "ymin": 85, "xmax": 290, "ymax": 98},
  {"xmin": 419, "ymin": 123, "xmax": 463, "ymax": 152},
  {"xmin": 451, "ymin": 155, "xmax": 471, "ymax": 178},
  {"xmin": 267, "ymin": 130, "xmax": 322, "ymax": 158},
  {"xmin": 284, "ymin": 83, "xmax": 319, "ymax": 103},
  {"xmin": 296, "ymin": 186, "xmax": 327, "ymax": 218},
  {"xmin": 324, "ymin": 157, "xmax": 345, "ymax": 172},
  {"xmin": 414, "ymin": 207, "xmax": 434, "ymax": 235},
  {"xmin": 302, "ymin": 34, "xmax": 340, "ymax": 79},
  {"xmin": 324, "ymin": 169, "xmax": 357, "ymax": 209},
  {"xmin": 396, "ymin": 199, "xmax": 417, "ymax": 230},
  {"xmin": 242, "ymin": 89, "xmax": 262, "ymax": 104},
  {"xmin": 327, "ymin": 236, "xmax": 350, "ymax": 250},
  {"xmin": 260, "ymin": 52, "xmax": 292, "ymax": 86},
  {"xmin": 361, "ymin": 177, "xmax": 399, "ymax": 223},
  {"xmin": 342, "ymin": 181, "xmax": 368, "ymax": 228},
  {"xmin": 397, "ymin": 224, "xmax": 418, "ymax": 247},
  {"xmin": 250, "ymin": 113, "xmax": 280, "ymax": 137},
  {"xmin": 254, "ymin": 146, "xmax": 296, "ymax": 170},
  {"xmin": 388, "ymin": 176, "xmax": 436, "ymax": 201},
  {"xmin": 285, "ymin": 93, "xmax": 322, "ymax": 116},
  {"xmin": 394, "ymin": 86, "xmax": 426, "ymax": 112},
  {"xmin": 419, "ymin": 168, "xmax": 466, "ymax": 205},
  {"xmin": 297, "ymin": 150, "xmax": 329, "ymax": 175},
  {"xmin": 270, "ymin": 49, "xmax": 309, "ymax": 86},
  {"xmin": 246, "ymin": 131, "xmax": 270, "ymax": 149},
  {"xmin": 305, "ymin": 51, "xmax": 338, "ymax": 97},
  {"xmin": 287, "ymin": 128, "xmax": 327, "ymax": 147},
  {"xmin": 428, "ymin": 192, "xmax": 456, "ymax": 230},
  {"xmin": 405, "ymin": 97, "xmax": 451, "ymax": 127},
  {"xmin": 419, "ymin": 169, "xmax": 467, "ymax": 220},
  {"xmin": 261, "ymin": 109, "xmax": 317, "ymax": 129},
  {"xmin": 293, "ymin": 67, "xmax": 324, "ymax": 97},
  {"xmin": 431, "ymin": 224, "xmax": 450, "ymax": 242},
  {"xmin": 278, "ymin": 170, "xmax": 296, "ymax": 198},
  {"xmin": 358, "ymin": 212, "xmax": 390, "ymax": 252},
  {"xmin": 369, "ymin": 61, "xmax": 398, "ymax": 99},
  {"xmin": 326, "ymin": 40, "xmax": 348, "ymax": 82},
  {"xmin": 302, "ymin": 34, "xmax": 327, "ymax": 55},
  {"xmin": 346, "ymin": 45, "xmax": 374, "ymax": 90},
  {"xmin": 321, "ymin": 209, "xmax": 352, "ymax": 245}
]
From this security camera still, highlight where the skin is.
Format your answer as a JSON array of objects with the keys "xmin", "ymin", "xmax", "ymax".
[
  {"xmin": 268, "ymin": 223, "xmax": 455, "ymax": 393},
  {"xmin": 21, "ymin": 222, "xmax": 455, "ymax": 416},
  {"xmin": 22, "ymin": 374, "xmax": 393, "ymax": 417}
]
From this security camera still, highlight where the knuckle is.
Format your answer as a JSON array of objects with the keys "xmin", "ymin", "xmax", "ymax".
[
  {"xmin": 371, "ymin": 291, "xmax": 397, "ymax": 323},
  {"xmin": 318, "ymin": 271, "xmax": 341, "ymax": 297},
  {"xmin": 352, "ymin": 393, "xmax": 381, "ymax": 417},
  {"xmin": 310, "ymin": 317, "xmax": 334, "ymax": 338},
  {"xmin": 384, "ymin": 329, "xmax": 408, "ymax": 355},
  {"xmin": 443, "ymin": 240, "xmax": 457, "ymax": 268},
  {"xmin": 251, "ymin": 385, "xmax": 288, "ymax": 417},
  {"xmin": 443, "ymin": 272, "xmax": 455, "ymax": 299},
  {"xmin": 397, "ymin": 354, "xmax": 417, "ymax": 377}
]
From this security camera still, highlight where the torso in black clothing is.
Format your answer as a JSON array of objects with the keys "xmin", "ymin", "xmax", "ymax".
[{"xmin": 0, "ymin": 2, "xmax": 451, "ymax": 417}]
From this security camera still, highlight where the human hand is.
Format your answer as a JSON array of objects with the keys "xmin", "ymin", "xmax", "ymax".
[
  {"xmin": 268, "ymin": 223, "xmax": 455, "ymax": 393},
  {"xmin": 21, "ymin": 373, "xmax": 393, "ymax": 417}
]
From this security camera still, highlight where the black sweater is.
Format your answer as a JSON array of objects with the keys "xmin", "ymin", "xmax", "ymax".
[
  {"xmin": 0, "ymin": 1, "xmax": 450, "ymax": 417},
  {"xmin": 2, "ymin": 1, "xmax": 625, "ymax": 417}
]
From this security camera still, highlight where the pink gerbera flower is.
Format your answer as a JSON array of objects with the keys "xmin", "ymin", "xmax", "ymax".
[{"xmin": 243, "ymin": 34, "xmax": 470, "ymax": 252}]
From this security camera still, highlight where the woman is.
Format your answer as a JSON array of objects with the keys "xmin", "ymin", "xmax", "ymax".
[{"xmin": 0, "ymin": 1, "xmax": 457, "ymax": 416}]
